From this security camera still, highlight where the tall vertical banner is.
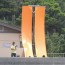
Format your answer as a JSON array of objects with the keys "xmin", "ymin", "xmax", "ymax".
[
  {"xmin": 22, "ymin": 6, "xmax": 47, "ymax": 57},
  {"xmin": 35, "ymin": 6, "xmax": 47, "ymax": 57},
  {"xmin": 22, "ymin": 6, "xmax": 33, "ymax": 57}
]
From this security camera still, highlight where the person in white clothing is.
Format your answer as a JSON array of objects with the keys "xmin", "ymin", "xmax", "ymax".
[{"xmin": 11, "ymin": 42, "xmax": 16, "ymax": 57}]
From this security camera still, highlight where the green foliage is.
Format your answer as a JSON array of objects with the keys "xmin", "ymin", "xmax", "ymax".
[
  {"xmin": 0, "ymin": 0, "xmax": 20, "ymax": 25},
  {"xmin": 46, "ymin": 32, "xmax": 65, "ymax": 53}
]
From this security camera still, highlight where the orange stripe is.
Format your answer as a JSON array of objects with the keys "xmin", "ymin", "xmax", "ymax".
[
  {"xmin": 22, "ymin": 6, "xmax": 33, "ymax": 57},
  {"xmin": 35, "ymin": 6, "xmax": 47, "ymax": 57}
]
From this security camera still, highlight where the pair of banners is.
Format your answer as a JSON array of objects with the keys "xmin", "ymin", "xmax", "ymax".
[{"xmin": 21, "ymin": 6, "xmax": 47, "ymax": 57}]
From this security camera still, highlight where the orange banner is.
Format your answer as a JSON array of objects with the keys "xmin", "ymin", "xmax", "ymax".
[
  {"xmin": 35, "ymin": 6, "xmax": 47, "ymax": 57},
  {"xmin": 22, "ymin": 6, "xmax": 33, "ymax": 57}
]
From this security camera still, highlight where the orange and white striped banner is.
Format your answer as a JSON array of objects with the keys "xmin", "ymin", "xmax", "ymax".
[
  {"xmin": 35, "ymin": 6, "xmax": 47, "ymax": 57},
  {"xmin": 21, "ymin": 6, "xmax": 47, "ymax": 57},
  {"xmin": 22, "ymin": 6, "xmax": 33, "ymax": 57}
]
